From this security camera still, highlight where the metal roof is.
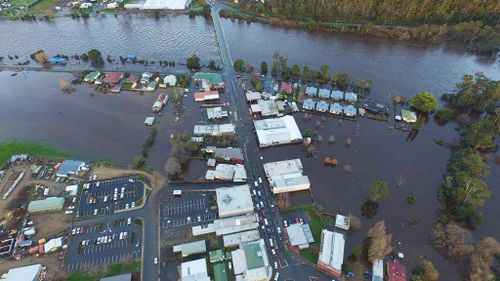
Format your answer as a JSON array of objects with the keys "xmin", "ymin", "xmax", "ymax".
[
  {"xmin": 100, "ymin": 273, "xmax": 132, "ymax": 281},
  {"xmin": 213, "ymin": 263, "xmax": 229, "ymax": 281},
  {"xmin": 173, "ymin": 240, "xmax": 207, "ymax": 257},
  {"xmin": 28, "ymin": 197, "xmax": 64, "ymax": 213}
]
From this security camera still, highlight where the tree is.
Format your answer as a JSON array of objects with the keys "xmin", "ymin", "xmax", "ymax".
[
  {"xmin": 255, "ymin": 81, "xmax": 263, "ymax": 92},
  {"xmin": 59, "ymin": 80, "xmax": 72, "ymax": 92},
  {"xmin": 369, "ymin": 180, "xmax": 389, "ymax": 202},
  {"xmin": 353, "ymin": 79, "xmax": 373, "ymax": 93},
  {"xmin": 348, "ymin": 213, "xmax": 362, "ymax": 231},
  {"xmin": 34, "ymin": 52, "xmax": 49, "ymax": 64},
  {"xmin": 202, "ymin": 3, "xmax": 211, "ymax": 17},
  {"xmin": 449, "ymin": 148, "xmax": 489, "ymax": 179},
  {"xmin": 431, "ymin": 222, "xmax": 472, "ymax": 260},
  {"xmin": 409, "ymin": 91, "xmax": 438, "ymax": 113},
  {"xmin": 133, "ymin": 156, "xmax": 146, "ymax": 169},
  {"xmin": 291, "ymin": 64, "xmax": 301, "ymax": 80},
  {"xmin": 233, "ymin": 59, "xmax": 245, "ymax": 72},
  {"xmin": 352, "ymin": 244, "xmax": 363, "ymax": 257},
  {"xmin": 303, "ymin": 129, "xmax": 313, "ymax": 138},
  {"xmin": 169, "ymin": 88, "xmax": 183, "ymax": 105},
  {"xmin": 367, "ymin": 221, "xmax": 392, "ymax": 261},
  {"xmin": 319, "ymin": 64, "xmax": 330, "ymax": 85},
  {"xmin": 435, "ymin": 108, "xmax": 454, "ymax": 121},
  {"xmin": 87, "ymin": 49, "xmax": 103, "ymax": 66},
  {"xmin": 463, "ymin": 119, "xmax": 497, "ymax": 149},
  {"xmin": 208, "ymin": 60, "xmax": 217, "ymax": 71},
  {"xmin": 450, "ymin": 175, "xmax": 491, "ymax": 207},
  {"xmin": 186, "ymin": 55, "xmax": 200, "ymax": 70},
  {"xmin": 420, "ymin": 260, "xmax": 439, "ymax": 281},
  {"xmin": 260, "ymin": 61, "xmax": 268, "ymax": 75},
  {"xmin": 468, "ymin": 237, "xmax": 500, "ymax": 281},
  {"xmin": 164, "ymin": 157, "xmax": 181, "ymax": 178}
]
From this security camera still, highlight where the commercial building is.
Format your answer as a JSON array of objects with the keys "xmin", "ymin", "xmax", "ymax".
[
  {"xmin": 55, "ymin": 160, "xmax": 87, "ymax": 178},
  {"xmin": 317, "ymin": 229, "xmax": 345, "ymax": 278},
  {"xmin": 286, "ymin": 223, "xmax": 315, "ymax": 249},
  {"xmin": 253, "ymin": 116, "xmax": 303, "ymax": 148},
  {"xmin": 223, "ymin": 229, "xmax": 260, "ymax": 248},
  {"xmin": 173, "ymin": 240, "xmax": 207, "ymax": 258},
  {"xmin": 231, "ymin": 239, "xmax": 271, "ymax": 281},
  {"xmin": 181, "ymin": 258, "xmax": 210, "ymax": 281},
  {"xmin": 206, "ymin": 164, "xmax": 247, "ymax": 182},
  {"xmin": 213, "ymin": 213, "xmax": 259, "ymax": 236},
  {"xmin": 194, "ymin": 72, "xmax": 225, "ymax": 89},
  {"xmin": 263, "ymin": 159, "xmax": 311, "ymax": 194},
  {"xmin": 207, "ymin": 107, "xmax": 228, "ymax": 120},
  {"xmin": 192, "ymin": 223, "xmax": 216, "ymax": 236},
  {"xmin": 194, "ymin": 124, "xmax": 236, "ymax": 136},
  {"xmin": 194, "ymin": 91, "xmax": 219, "ymax": 102},
  {"xmin": 27, "ymin": 197, "xmax": 65, "ymax": 213},
  {"xmin": 216, "ymin": 185, "xmax": 253, "ymax": 218},
  {"xmin": 213, "ymin": 262, "xmax": 229, "ymax": 281},
  {"xmin": 1, "ymin": 263, "xmax": 42, "ymax": 281},
  {"xmin": 100, "ymin": 273, "xmax": 132, "ymax": 281},
  {"xmin": 251, "ymin": 100, "xmax": 280, "ymax": 117}
]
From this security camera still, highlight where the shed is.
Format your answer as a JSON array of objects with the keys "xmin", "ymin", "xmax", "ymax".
[
  {"xmin": 173, "ymin": 240, "xmax": 207, "ymax": 257},
  {"xmin": 84, "ymin": 71, "xmax": 101, "ymax": 82},
  {"xmin": 335, "ymin": 214, "xmax": 350, "ymax": 230},
  {"xmin": 401, "ymin": 109, "xmax": 417, "ymax": 123},
  {"xmin": 28, "ymin": 197, "xmax": 65, "ymax": 213}
]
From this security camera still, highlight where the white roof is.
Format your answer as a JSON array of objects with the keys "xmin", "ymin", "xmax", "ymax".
[
  {"xmin": 287, "ymin": 223, "xmax": 308, "ymax": 246},
  {"xmin": 318, "ymin": 230, "xmax": 345, "ymax": 272},
  {"xmin": 181, "ymin": 258, "xmax": 209, "ymax": 281},
  {"xmin": 206, "ymin": 164, "xmax": 246, "ymax": 182},
  {"xmin": 263, "ymin": 159, "xmax": 303, "ymax": 177},
  {"xmin": 231, "ymin": 249, "xmax": 247, "ymax": 275},
  {"xmin": 223, "ymin": 229, "xmax": 260, "ymax": 247},
  {"xmin": 246, "ymin": 92, "xmax": 261, "ymax": 101},
  {"xmin": 3, "ymin": 264, "xmax": 42, "ymax": 281},
  {"xmin": 142, "ymin": 0, "xmax": 188, "ymax": 9},
  {"xmin": 253, "ymin": 116, "xmax": 302, "ymax": 147},
  {"xmin": 216, "ymin": 185, "xmax": 254, "ymax": 218},
  {"xmin": 372, "ymin": 259, "xmax": 384, "ymax": 281},
  {"xmin": 163, "ymin": 75, "xmax": 177, "ymax": 86},
  {"xmin": 44, "ymin": 237, "xmax": 63, "ymax": 252},
  {"xmin": 65, "ymin": 184, "xmax": 78, "ymax": 196},
  {"xmin": 207, "ymin": 107, "xmax": 228, "ymax": 119},
  {"xmin": 194, "ymin": 124, "xmax": 235, "ymax": 136},
  {"xmin": 257, "ymin": 100, "xmax": 279, "ymax": 116},
  {"xmin": 335, "ymin": 214, "xmax": 350, "ymax": 230},
  {"xmin": 214, "ymin": 213, "xmax": 259, "ymax": 236}
]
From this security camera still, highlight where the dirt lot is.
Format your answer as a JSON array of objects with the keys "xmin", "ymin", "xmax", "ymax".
[
  {"xmin": 0, "ymin": 252, "xmax": 67, "ymax": 280},
  {"xmin": 32, "ymin": 211, "xmax": 71, "ymax": 240},
  {"xmin": 91, "ymin": 165, "xmax": 166, "ymax": 189}
]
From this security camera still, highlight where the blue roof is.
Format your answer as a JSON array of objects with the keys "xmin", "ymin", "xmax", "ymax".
[
  {"xmin": 303, "ymin": 99, "xmax": 316, "ymax": 109},
  {"xmin": 330, "ymin": 103, "xmax": 342, "ymax": 113},
  {"xmin": 126, "ymin": 55, "xmax": 137, "ymax": 62},
  {"xmin": 345, "ymin": 92, "xmax": 357, "ymax": 102},
  {"xmin": 316, "ymin": 100, "xmax": 330, "ymax": 111},
  {"xmin": 305, "ymin": 86, "xmax": 318, "ymax": 96},
  {"xmin": 318, "ymin": 88, "xmax": 331, "ymax": 98},
  {"xmin": 331, "ymin": 90, "xmax": 344, "ymax": 100},
  {"xmin": 343, "ymin": 105, "xmax": 357, "ymax": 116},
  {"xmin": 49, "ymin": 57, "xmax": 67, "ymax": 64},
  {"xmin": 57, "ymin": 160, "xmax": 84, "ymax": 176}
]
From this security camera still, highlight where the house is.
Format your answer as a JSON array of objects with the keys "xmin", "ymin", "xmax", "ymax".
[
  {"xmin": 144, "ymin": 117, "xmax": 155, "ymax": 126},
  {"xmin": 124, "ymin": 74, "xmax": 139, "ymax": 83},
  {"xmin": 246, "ymin": 92, "xmax": 262, "ymax": 103},
  {"xmin": 363, "ymin": 100, "xmax": 389, "ymax": 115},
  {"xmin": 318, "ymin": 88, "xmax": 331, "ymax": 99},
  {"xmin": 194, "ymin": 91, "xmax": 219, "ymax": 102},
  {"xmin": 48, "ymin": 56, "xmax": 67, "ymax": 65},
  {"xmin": 343, "ymin": 105, "xmax": 357, "ymax": 117},
  {"xmin": 316, "ymin": 101, "xmax": 330, "ymax": 112},
  {"xmin": 252, "ymin": 100, "xmax": 279, "ymax": 117},
  {"xmin": 331, "ymin": 90, "xmax": 343, "ymax": 101},
  {"xmin": 207, "ymin": 107, "xmax": 228, "ymax": 120},
  {"xmin": 281, "ymin": 82, "xmax": 293, "ymax": 94},
  {"xmin": 401, "ymin": 109, "xmax": 417, "ymax": 123},
  {"xmin": 387, "ymin": 259, "xmax": 407, "ymax": 281},
  {"xmin": 329, "ymin": 103, "xmax": 342, "ymax": 115},
  {"xmin": 140, "ymin": 72, "xmax": 152, "ymax": 84},
  {"xmin": 103, "ymin": 72, "xmax": 123, "ymax": 84},
  {"xmin": 194, "ymin": 72, "xmax": 225, "ymax": 89},
  {"xmin": 305, "ymin": 86, "xmax": 318, "ymax": 96},
  {"xmin": 344, "ymin": 92, "xmax": 357, "ymax": 103},
  {"xmin": 163, "ymin": 75, "xmax": 177, "ymax": 86},
  {"xmin": 146, "ymin": 81, "xmax": 157, "ymax": 91},
  {"xmin": 84, "ymin": 71, "xmax": 101, "ymax": 82},
  {"xmin": 303, "ymin": 99, "xmax": 316, "ymax": 110}
]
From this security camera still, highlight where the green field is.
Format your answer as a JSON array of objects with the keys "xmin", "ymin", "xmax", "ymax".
[
  {"xmin": 66, "ymin": 261, "xmax": 141, "ymax": 281},
  {"xmin": 0, "ymin": 140, "xmax": 68, "ymax": 167}
]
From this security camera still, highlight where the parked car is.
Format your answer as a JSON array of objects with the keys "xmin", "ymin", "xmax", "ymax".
[{"xmin": 153, "ymin": 257, "xmax": 158, "ymax": 264}]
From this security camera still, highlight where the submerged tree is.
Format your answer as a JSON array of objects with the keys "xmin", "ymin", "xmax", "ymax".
[
  {"xmin": 367, "ymin": 221, "xmax": 393, "ymax": 262},
  {"xmin": 369, "ymin": 180, "xmax": 389, "ymax": 202},
  {"xmin": 408, "ymin": 91, "xmax": 438, "ymax": 113}
]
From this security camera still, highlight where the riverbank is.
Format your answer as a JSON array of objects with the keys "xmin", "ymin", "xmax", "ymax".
[
  {"xmin": 0, "ymin": 140, "xmax": 69, "ymax": 167},
  {"xmin": 218, "ymin": 4, "xmax": 500, "ymax": 56}
]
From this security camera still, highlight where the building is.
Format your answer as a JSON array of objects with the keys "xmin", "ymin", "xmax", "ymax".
[
  {"xmin": 1, "ymin": 263, "xmax": 42, "ymax": 281},
  {"xmin": 214, "ymin": 214, "xmax": 259, "ymax": 236},
  {"xmin": 318, "ymin": 88, "xmax": 331, "ymax": 99},
  {"xmin": 363, "ymin": 100, "xmax": 389, "ymax": 115},
  {"xmin": 281, "ymin": 82, "xmax": 293, "ymax": 94},
  {"xmin": 251, "ymin": 100, "xmax": 279, "ymax": 117},
  {"xmin": 343, "ymin": 105, "xmax": 357, "ymax": 117},
  {"xmin": 372, "ymin": 259, "xmax": 384, "ymax": 281},
  {"xmin": 213, "ymin": 262, "xmax": 229, "ymax": 281},
  {"xmin": 194, "ymin": 91, "xmax": 219, "ymax": 102},
  {"xmin": 317, "ymin": 229, "xmax": 345, "ymax": 278},
  {"xmin": 144, "ymin": 117, "xmax": 155, "ymax": 126},
  {"xmin": 329, "ymin": 103, "xmax": 342, "ymax": 115},
  {"xmin": 305, "ymin": 86, "xmax": 318, "ymax": 96},
  {"xmin": 223, "ymin": 229, "xmax": 260, "ymax": 247},
  {"xmin": 345, "ymin": 92, "xmax": 357, "ymax": 103},
  {"xmin": 246, "ymin": 92, "xmax": 262, "ymax": 103},
  {"xmin": 56, "ymin": 160, "xmax": 87, "ymax": 178},
  {"xmin": 206, "ymin": 164, "xmax": 247, "ymax": 182},
  {"xmin": 331, "ymin": 90, "xmax": 343, "ymax": 101},
  {"xmin": 387, "ymin": 259, "xmax": 407, "ymax": 281},
  {"xmin": 163, "ymin": 75, "xmax": 177, "ymax": 86},
  {"xmin": 231, "ymin": 239, "xmax": 271, "ymax": 281},
  {"xmin": 216, "ymin": 185, "xmax": 253, "ymax": 218},
  {"xmin": 102, "ymin": 72, "xmax": 123, "ymax": 84},
  {"xmin": 207, "ymin": 107, "xmax": 228, "ymax": 120},
  {"xmin": 194, "ymin": 72, "xmax": 225, "ymax": 89},
  {"xmin": 181, "ymin": 258, "xmax": 210, "ymax": 281},
  {"xmin": 303, "ymin": 99, "xmax": 316, "ymax": 110},
  {"xmin": 194, "ymin": 124, "xmax": 235, "ymax": 136},
  {"xmin": 192, "ymin": 223, "xmax": 216, "ymax": 236},
  {"xmin": 401, "ymin": 109, "xmax": 417, "ymax": 123},
  {"xmin": 65, "ymin": 184, "xmax": 78, "ymax": 196},
  {"xmin": 27, "ymin": 197, "xmax": 65, "ymax": 213},
  {"xmin": 213, "ymin": 147, "xmax": 243, "ymax": 163},
  {"xmin": 209, "ymin": 249, "xmax": 225, "ymax": 263},
  {"xmin": 100, "ymin": 273, "xmax": 132, "ymax": 281},
  {"xmin": 173, "ymin": 240, "xmax": 207, "ymax": 258},
  {"xmin": 286, "ymin": 223, "xmax": 314, "ymax": 249},
  {"xmin": 263, "ymin": 159, "xmax": 311, "ymax": 194},
  {"xmin": 316, "ymin": 100, "xmax": 330, "ymax": 112},
  {"xmin": 253, "ymin": 116, "xmax": 303, "ymax": 148},
  {"xmin": 335, "ymin": 214, "xmax": 350, "ymax": 230},
  {"xmin": 84, "ymin": 71, "xmax": 100, "ymax": 82}
]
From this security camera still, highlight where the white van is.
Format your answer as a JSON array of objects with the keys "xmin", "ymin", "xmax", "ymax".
[
  {"xmin": 269, "ymin": 238, "xmax": 273, "ymax": 247},
  {"xmin": 173, "ymin": 190, "xmax": 182, "ymax": 197}
]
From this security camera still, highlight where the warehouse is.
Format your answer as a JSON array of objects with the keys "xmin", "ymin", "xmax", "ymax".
[
  {"xmin": 216, "ymin": 185, "xmax": 253, "ymax": 218},
  {"xmin": 27, "ymin": 197, "xmax": 65, "ymax": 213},
  {"xmin": 231, "ymin": 239, "xmax": 271, "ymax": 281},
  {"xmin": 181, "ymin": 258, "xmax": 210, "ymax": 281},
  {"xmin": 2, "ymin": 263, "xmax": 42, "ymax": 281},
  {"xmin": 253, "ymin": 116, "xmax": 303, "ymax": 148},
  {"xmin": 194, "ymin": 124, "xmax": 235, "ymax": 136}
]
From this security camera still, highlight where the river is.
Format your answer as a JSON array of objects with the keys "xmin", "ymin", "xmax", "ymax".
[{"xmin": 0, "ymin": 15, "xmax": 498, "ymax": 280}]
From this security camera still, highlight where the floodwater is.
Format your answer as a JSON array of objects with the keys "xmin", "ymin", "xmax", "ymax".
[{"xmin": 0, "ymin": 15, "xmax": 499, "ymax": 280}]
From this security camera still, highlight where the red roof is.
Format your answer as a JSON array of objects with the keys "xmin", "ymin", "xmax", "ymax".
[
  {"xmin": 281, "ymin": 82, "xmax": 293, "ymax": 94},
  {"xmin": 194, "ymin": 91, "xmax": 219, "ymax": 101},
  {"xmin": 387, "ymin": 259, "xmax": 407, "ymax": 281},
  {"xmin": 103, "ymin": 72, "xmax": 123, "ymax": 84}
]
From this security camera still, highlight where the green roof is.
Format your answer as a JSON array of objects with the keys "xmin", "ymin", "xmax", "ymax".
[
  {"xmin": 28, "ymin": 197, "xmax": 65, "ymax": 213},
  {"xmin": 212, "ymin": 262, "xmax": 229, "ymax": 281},
  {"xmin": 209, "ymin": 249, "xmax": 224, "ymax": 263},
  {"xmin": 180, "ymin": 240, "xmax": 206, "ymax": 257},
  {"xmin": 401, "ymin": 109, "xmax": 417, "ymax": 122},
  {"xmin": 84, "ymin": 71, "xmax": 100, "ymax": 81},
  {"xmin": 193, "ymin": 72, "xmax": 224, "ymax": 85},
  {"xmin": 242, "ymin": 243, "xmax": 264, "ymax": 269}
]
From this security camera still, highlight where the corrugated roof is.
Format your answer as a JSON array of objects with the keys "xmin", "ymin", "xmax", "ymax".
[
  {"xmin": 213, "ymin": 263, "xmax": 229, "ymax": 281},
  {"xmin": 194, "ymin": 72, "xmax": 224, "ymax": 85},
  {"xmin": 242, "ymin": 242, "xmax": 264, "ymax": 269},
  {"xmin": 100, "ymin": 273, "xmax": 132, "ymax": 281},
  {"xmin": 28, "ymin": 197, "xmax": 64, "ymax": 213},
  {"xmin": 209, "ymin": 250, "xmax": 225, "ymax": 263}
]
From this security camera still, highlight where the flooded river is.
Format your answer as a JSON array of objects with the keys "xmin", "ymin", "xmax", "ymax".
[{"xmin": 0, "ymin": 15, "xmax": 499, "ymax": 280}]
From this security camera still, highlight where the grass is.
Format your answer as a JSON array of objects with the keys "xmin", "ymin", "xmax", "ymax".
[
  {"xmin": 106, "ymin": 260, "xmax": 141, "ymax": 276},
  {"xmin": 300, "ymin": 248, "xmax": 318, "ymax": 264},
  {"xmin": 27, "ymin": 0, "xmax": 59, "ymax": 14},
  {"xmin": 66, "ymin": 272, "xmax": 98, "ymax": 281},
  {"xmin": 0, "ymin": 140, "xmax": 68, "ymax": 167}
]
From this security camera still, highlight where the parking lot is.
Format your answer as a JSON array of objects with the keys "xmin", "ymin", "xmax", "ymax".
[
  {"xmin": 76, "ymin": 176, "xmax": 144, "ymax": 219},
  {"xmin": 65, "ymin": 218, "xmax": 142, "ymax": 271},
  {"xmin": 160, "ymin": 193, "xmax": 217, "ymax": 230}
]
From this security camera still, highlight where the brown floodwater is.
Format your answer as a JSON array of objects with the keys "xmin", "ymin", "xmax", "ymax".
[{"xmin": 0, "ymin": 15, "xmax": 498, "ymax": 280}]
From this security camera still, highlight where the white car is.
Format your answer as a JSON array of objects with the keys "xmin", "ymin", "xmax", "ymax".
[
  {"xmin": 125, "ymin": 203, "xmax": 129, "ymax": 209},
  {"xmin": 283, "ymin": 220, "xmax": 288, "ymax": 227},
  {"xmin": 131, "ymin": 202, "xmax": 136, "ymax": 208},
  {"xmin": 154, "ymin": 257, "xmax": 158, "ymax": 264},
  {"xmin": 127, "ymin": 218, "xmax": 132, "ymax": 225},
  {"xmin": 258, "ymin": 177, "xmax": 262, "ymax": 184},
  {"xmin": 72, "ymin": 228, "xmax": 76, "ymax": 235},
  {"xmin": 271, "ymin": 249, "xmax": 276, "ymax": 255},
  {"xmin": 274, "ymin": 261, "xmax": 278, "ymax": 269},
  {"xmin": 254, "ymin": 181, "xmax": 258, "ymax": 187},
  {"xmin": 277, "ymin": 227, "xmax": 281, "ymax": 234},
  {"xmin": 274, "ymin": 273, "xmax": 280, "ymax": 281},
  {"xmin": 128, "ymin": 178, "xmax": 135, "ymax": 183}
]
